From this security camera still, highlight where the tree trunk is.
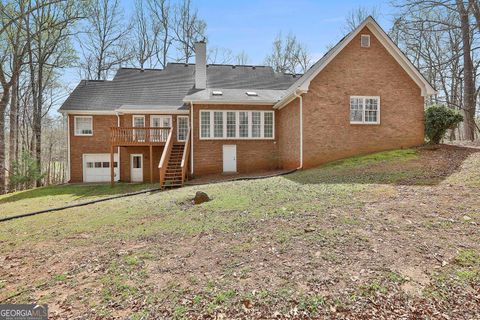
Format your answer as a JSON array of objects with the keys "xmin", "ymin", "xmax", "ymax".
[
  {"xmin": 0, "ymin": 99, "xmax": 7, "ymax": 194},
  {"xmin": 457, "ymin": 0, "xmax": 476, "ymax": 141},
  {"xmin": 8, "ymin": 74, "xmax": 19, "ymax": 190}
]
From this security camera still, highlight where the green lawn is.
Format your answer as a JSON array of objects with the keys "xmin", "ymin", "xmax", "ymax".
[
  {"xmin": 0, "ymin": 183, "xmax": 157, "ymax": 220},
  {"xmin": 0, "ymin": 146, "xmax": 479, "ymax": 318}
]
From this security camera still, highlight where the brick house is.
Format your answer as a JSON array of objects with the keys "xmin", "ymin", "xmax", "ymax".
[{"xmin": 59, "ymin": 17, "xmax": 435, "ymax": 187}]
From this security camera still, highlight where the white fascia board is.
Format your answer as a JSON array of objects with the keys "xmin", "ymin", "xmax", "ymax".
[
  {"xmin": 274, "ymin": 89, "xmax": 308, "ymax": 109},
  {"xmin": 60, "ymin": 110, "xmax": 117, "ymax": 115}
]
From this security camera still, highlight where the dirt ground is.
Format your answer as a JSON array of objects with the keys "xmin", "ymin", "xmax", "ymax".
[{"xmin": 0, "ymin": 145, "xmax": 479, "ymax": 319}]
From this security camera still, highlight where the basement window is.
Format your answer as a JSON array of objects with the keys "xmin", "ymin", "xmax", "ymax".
[
  {"xmin": 361, "ymin": 34, "xmax": 370, "ymax": 48},
  {"xmin": 212, "ymin": 90, "xmax": 223, "ymax": 96},
  {"xmin": 246, "ymin": 91, "xmax": 258, "ymax": 96}
]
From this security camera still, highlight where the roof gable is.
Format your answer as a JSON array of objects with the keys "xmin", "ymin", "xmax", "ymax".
[{"xmin": 274, "ymin": 16, "xmax": 436, "ymax": 109}]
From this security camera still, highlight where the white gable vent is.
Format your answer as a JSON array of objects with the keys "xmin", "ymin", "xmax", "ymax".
[
  {"xmin": 361, "ymin": 34, "xmax": 370, "ymax": 48},
  {"xmin": 246, "ymin": 91, "xmax": 258, "ymax": 96},
  {"xmin": 212, "ymin": 90, "xmax": 223, "ymax": 96}
]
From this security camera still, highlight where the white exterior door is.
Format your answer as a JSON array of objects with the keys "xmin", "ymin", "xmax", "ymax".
[
  {"xmin": 83, "ymin": 154, "xmax": 119, "ymax": 182},
  {"xmin": 223, "ymin": 145, "xmax": 237, "ymax": 173},
  {"xmin": 130, "ymin": 154, "xmax": 143, "ymax": 182}
]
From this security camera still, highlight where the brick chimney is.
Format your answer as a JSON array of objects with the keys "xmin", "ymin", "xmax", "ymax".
[{"xmin": 195, "ymin": 41, "xmax": 207, "ymax": 89}]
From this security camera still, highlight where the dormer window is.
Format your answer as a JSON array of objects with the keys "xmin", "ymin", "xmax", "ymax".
[
  {"xmin": 246, "ymin": 91, "xmax": 258, "ymax": 96},
  {"xmin": 361, "ymin": 35, "xmax": 370, "ymax": 48},
  {"xmin": 212, "ymin": 90, "xmax": 223, "ymax": 96}
]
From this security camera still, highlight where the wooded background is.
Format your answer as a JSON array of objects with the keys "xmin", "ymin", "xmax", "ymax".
[{"xmin": 0, "ymin": 0, "xmax": 479, "ymax": 194}]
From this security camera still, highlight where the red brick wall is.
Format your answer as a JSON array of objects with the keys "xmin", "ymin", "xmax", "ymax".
[
  {"xmin": 119, "ymin": 146, "xmax": 163, "ymax": 182},
  {"xmin": 69, "ymin": 113, "xmax": 179, "ymax": 182},
  {"xmin": 301, "ymin": 26, "xmax": 425, "ymax": 168},
  {"xmin": 277, "ymin": 98, "xmax": 300, "ymax": 169},
  {"xmin": 191, "ymin": 104, "xmax": 279, "ymax": 176},
  {"xmin": 69, "ymin": 115, "xmax": 117, "ymax": 182}
]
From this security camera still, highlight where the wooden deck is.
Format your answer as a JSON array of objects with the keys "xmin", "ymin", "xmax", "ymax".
[{"xmin": 110, "ymin": 127, "xmax": 170, "ymax": 146}]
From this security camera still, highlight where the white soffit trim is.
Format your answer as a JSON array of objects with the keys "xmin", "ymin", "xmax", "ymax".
[
  {"xmin": 114, "ymin": 109, "xmax": 190, "ymax": 114},
  {"xmin": 187, "ymin": 100, "xmax": 276, "ymax": 105},
  {"xmin": 274, "ymin": 16, "xmax": 436, "ymax": 109}
]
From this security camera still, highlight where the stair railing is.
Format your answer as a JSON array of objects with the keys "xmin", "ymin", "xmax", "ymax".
[
  {"xmin": 180, "ymin": 127, "xmax": 191, "ymax": 185},
  {"xmin": 158, "ymin": 128, "xmax": 174, "ymax": 188}
]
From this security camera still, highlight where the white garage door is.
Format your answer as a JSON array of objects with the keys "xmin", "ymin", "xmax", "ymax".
[{"xmin": 83, "ymin": 154, "xmax": 119, "ymax": 182}]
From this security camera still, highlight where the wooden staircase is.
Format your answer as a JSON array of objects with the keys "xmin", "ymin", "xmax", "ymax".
[
  {"xmin": 163, "ymin": 144, "xmax": 184, "ymax": 187},
  {"xmin": 158, "ymin": 127, "xmax": 190, "ymax": 189}
]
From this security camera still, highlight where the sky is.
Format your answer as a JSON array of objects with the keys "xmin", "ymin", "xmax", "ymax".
[{"xmin": 60, "ymin": 0, "xmax": 397, "ymax": 109}]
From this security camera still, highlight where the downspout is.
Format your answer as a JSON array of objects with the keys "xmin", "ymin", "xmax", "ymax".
[
  {"xmin": 116, "ymin": 112, "xmax": 121, "ymax": 181},
  {"xmin": 189, "ymin": 102, "xmax": 194, "ymax": 175},
  {"xmin": 294, "ymin": 91, "xmax": 303, "ymax": 169},
  {"xmin": 66, "ymin": 113, "xmax": 71, "ymax": 182}
]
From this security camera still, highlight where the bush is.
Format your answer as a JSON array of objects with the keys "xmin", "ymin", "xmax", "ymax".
[
  {"xmin": 425, "ymin": 104, "xmax": 463, "ymax": 144},
  {"xmin": 10, "ymin": 151, "xmax": 44, "ymax": 188}
]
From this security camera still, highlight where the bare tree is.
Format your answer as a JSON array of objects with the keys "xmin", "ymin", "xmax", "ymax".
[
  {"xmin": 207, "ymin": 47, "xmax": 233, "ymax": 64},
  {"xmin": 392, "ymin": 0, "xmax": 479, "ymax": 140},
  {"xmin": 25, "ymin": 0, "xmax": 81, "ymax": 187},
  {"xmin": 265, "ymin": 32, "xmax": 312, "ymax": 74},
  {"xmin": 130, "ymin": 0, "xmax": 160, "ymax": 69},
  {"xmin": 344, "ymin": 5, "xmax": 380, "ymax": 32},
  {"xmin": 172, "ymin": 0, "xmax": 207, "ymax": 63},
  {"xmin": 147, "ymin": 0, "xmax": 172, "ymax": 69},
  {"xmin": 77, "ymin": 0, "xmax": 131, "ymax": 80},
  {"xmin": 235, "ymin": 51, "xmax": 250, "ymax": 65},
  {"xmin": 0, "ymin": 0, "xmax": 28, "ymax": 194}
]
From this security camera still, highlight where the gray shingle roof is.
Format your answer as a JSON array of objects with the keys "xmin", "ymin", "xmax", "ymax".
[{"xmin": 59, "ymin": 63, "xmax": 299, "ymax": 111}]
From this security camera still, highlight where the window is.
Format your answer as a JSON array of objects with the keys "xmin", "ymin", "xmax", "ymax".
[
  {"xmin": 226, "ymin": 112, "xmax": 236, "ymax": 138},
  {"xmin": 177, "ymin": 116, "xmax": 189, "ymax": 141},
  {"xmin": 212, "ymin": 90, "xmax": 223, "ymax": 96},
  {"xmin": 74, "ymin": 116, "xmax": 93, "ymax": 136},
  {"xmin": 239, "ymin": 112, "xmax": 249, "ymax": 138},
  {"xmin": 361, "ymin": 34, "xmax": 370, "ymax": 47},
  {"xmin": 246, "ymin": 91, "xmax": 258, "ymax": 96},
  {"xmin": 350, "ymin": 96, "xmax": 380, "ymax": 124},
  {"xmin": 200, "ymin": 111, "xmax": 210, "ymax": 138},
  {"xmin": 214, "ymin": 111, "xmax": 224, "ymax": 138},
  {"xmin": 252, "ymin": 112, "xmax": 261, "ymax": 138},
  {"xmin": 199, "ymin": 110, "xmax": 274, "ymax": 139},
  {"xmin": 86, "ymin": 162, "xmax": 94, "ymax": 168},
  {"xmin": 264, "ymin": 112, "xmax": 274, "ymax": 138},
  {"xmin": 94, "ymin": 162, "xmax": 102, "ymax": 168},
  {"xmin": 102, "ymin": 162, "xmax": 110, "ymax": 168}
]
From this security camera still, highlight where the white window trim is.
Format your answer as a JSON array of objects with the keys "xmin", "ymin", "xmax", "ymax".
[
  {"xmin": 177, "ymin": 115, "xmax": 189, "ymax": 142},
  {"xmin": 74, "ymin": 116, "xmax": 93, "ymax": 136},
  {"xmin": 350, "ymin": 96, "xmax": 380, "ymax": 125},
  {"xmin": 150, "ymin": 115, "xmax": 172, "ymax": 127},
  {"xmin": 199, "ymin": 110, "xmax": 275, "ymax": 140},
  {"xmin": 361, "ymin": 34, "xmax": 371, "ymax": 48},
  {"xmin": 132, "ymin": 115, "xmax": 145, "ymax": 127}
]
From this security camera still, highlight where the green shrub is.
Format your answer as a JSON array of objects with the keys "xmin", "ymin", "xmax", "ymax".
[
  {"xmin": 10, "ymin": 151, "xmax": 45, "ymax": 188},
  {"xmin": 425, "ymin": 104, "xmax": 463, "ymax": 144}
]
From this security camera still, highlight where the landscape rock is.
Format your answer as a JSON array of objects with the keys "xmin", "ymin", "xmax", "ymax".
[{"xmin": 193, "ymin": 191, "xmax": 210, "ymax": 205}]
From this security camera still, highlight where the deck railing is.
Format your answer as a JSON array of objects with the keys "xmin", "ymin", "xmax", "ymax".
[
  {"xmin": 180, "ymin": 127, "xmax": 191, "ymax": 185},
  {"xmin": 158, "ymin": 128, "xmax": 174, "ymax": 188},
  {"xmin": 111, "ymin": 127, "xmax": 170, "ymax": 146}
]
